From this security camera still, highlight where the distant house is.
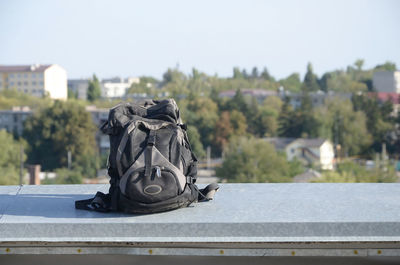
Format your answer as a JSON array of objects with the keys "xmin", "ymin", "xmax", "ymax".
[
  {"xmin": 265, "ymin": 137, "xmax": 335, "ymax": 170},
  {"xmin": 0, "ymin": 64, "xmax": 67, "ymax": 99},
  {"xmin": 373, "ymin": 71, "xmax": 400, "ymax": 93},
  {"xmin": 101, "ymin": 77, "xmax": 139, "ymax": 98}
]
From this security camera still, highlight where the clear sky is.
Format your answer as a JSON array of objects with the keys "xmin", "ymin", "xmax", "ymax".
[{"xmin": 0, "ymin": 0, "xmax": 399, "ymax": 80}]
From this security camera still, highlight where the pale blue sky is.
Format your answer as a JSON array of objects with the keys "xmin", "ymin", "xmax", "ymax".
[{"xmin": 0, "ymin": 0, "xmax": 399, "ymax": 80}]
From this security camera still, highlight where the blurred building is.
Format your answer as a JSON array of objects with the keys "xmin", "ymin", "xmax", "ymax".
[
  {"xmin": 0, "ymin": 64, "xmax": 67, "ymax": 99},
  {"xmin": 68, "ymin": 79, "xmax": 89, "ymax": 100},
  {"xmin": 0, "ymin": 105, "xmax": 110, "ymax": 153},
  {"xmin": 218, "ymin": 89, "xmax": 352, "ymax": 108},
  {"xmin": 283, "ymin": 91, "xmax": 352, "ymax": 109},
  {"xmin": 373, "ymin": 71, "xmax": 400, "ymax": 93},
  {"xmin": 368, "ymin": 92, "xmax": 400, "ymax": 116},
  {"xmin": 219, "ymin": 89, "xmax": 277, "ymax": 103},
  {"xmin": 101, "ymin": 77, "xmax": 139, "ymax": 98},
  {"xmin": 265, "ymin": 137, "xmax": 335, "ymax": 170},
  {"xmin": 0, "ymin": 106, "xmax": 32, "ymax": 136},
  {"xmin": 85, "ymin": 105, "xmax": 110, "ymax": 154}
]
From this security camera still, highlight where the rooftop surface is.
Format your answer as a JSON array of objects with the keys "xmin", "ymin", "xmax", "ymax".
[{"xmin": 0, "ymin": 183, "xmax": 400, "ymax": 257}]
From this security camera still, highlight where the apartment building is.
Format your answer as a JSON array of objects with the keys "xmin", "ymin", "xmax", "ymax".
[
  {"xmin": 0, "ymin": 64, "xmax": 67, "ymax": 99},
  {"xmin": 85, "ymin": 105, "xmax": 110, "ymax": 154},
  {"xmin": 373, "ymin": 71, "xmax": 400, "ymax": 93},
  {"xmin": 0, "ymin": 106, "xmax": 32, "ymax": 136},
  {"xmin": 0, "ymin": 105, "xmax": 110, "ymax": 153},
  {"xmin": 68, "ymin": 79, "xmax": 89, "ymax": 100}
]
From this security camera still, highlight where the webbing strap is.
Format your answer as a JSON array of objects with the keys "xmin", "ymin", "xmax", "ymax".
[
  {"xmin": 144, "ymin": 130, "xmax": 156, "ymax": 177},
  {"xmin": 75, "ymin": 192, "xmax": 111, "ymax": 212},
  {"xmin": 116, "ymin": 121, "xmax": 136, "ymax": 177}
]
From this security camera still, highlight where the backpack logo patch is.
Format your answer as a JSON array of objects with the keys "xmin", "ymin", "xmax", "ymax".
[{"xmin": 143, "ymin": 185, "xmax": 163, "ymax": 195}]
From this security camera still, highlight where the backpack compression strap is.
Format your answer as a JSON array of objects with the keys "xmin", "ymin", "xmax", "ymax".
[{"xmin": 75, "ymin": 192, "xmax": 111, "ymax": 212}]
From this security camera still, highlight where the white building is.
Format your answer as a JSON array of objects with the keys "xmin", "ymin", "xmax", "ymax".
[
  {"xmin": 265, "ymin": 138, "xmax": 335, "ymax": 170},
  {"xmin": 0, "ymin": 64, "xmax": 67, "ymax": 100},
  {"xmin": 101, "ymin": 77, "xmax": 139, "ymax": 98},
  {"xmin": 373, "ymin": 71, "xmax": 400, "ymax": 93}
]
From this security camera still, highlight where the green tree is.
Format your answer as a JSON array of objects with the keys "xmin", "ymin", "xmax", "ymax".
[
  {"xmin": 352, "ymin": 94, "xmax": 396, "ymax": 154},
  {"xmin": 214, "ymin": 110, "xmax": 247, "ymax": 153},
  {"xmin": 374, "ymin": 61, "xmax": 397, "ymax": 71},
  {"xmin": 0, "ymin": 89, "xmax": 52, "ymax": 110},
  {"xmin": 279, "ymin": 73, "xmax": 302, "ymax": 92},
  {"xmin": 315, "ymin": 98, "xmax": 372, "ymax": 156},
  {"xmin": 258, "ymin": 96, "xmax": 283, "ymax": 136},
  {"xmin": 0, "ymin": 130, "xmax": 27, "ymax": 185},
  {"xmin": 23, "ymin": 100, "xmax": 99, "ymax": 175},
  {"xmin": 68, "ymin": 88, "xmax": 78, "ymax": 99},
  {"xmin": 302, "ymin": 62, "xmax": 320, "ymax": 92},
  {"xmin": 278, "ymin": 97, "xmax": 299, "ymax": 137},
  {"xmin": 87, "ymin": 74, "xmax": 101, "ymax": 101},
  {"xmin": 299, "ymin": 92, "xmax": 320, "ymax": 138},
  {"xmin": 162, "ymin": 68, "xmax": 188, "ymax": 96},
  {"xmin": 260, "ymin": 67, "xmax": 274, "ymax": 81},
  {"xmin": 251, "ymin": 67, "xmax": 259, "ymax": 79},
  {"xmin": 185, "ymin": 97, "xmax": 219, "ymax": 149},
  {"xmin": 216, "ymin": 137, "xmax": 295, "ymax": 183},
  {"xmin": 186, "ymin": 126, "xmax": 206, "ymax": 159},
  {"xmin": 233, "ymin": 67, "xmax": 243, "ymax": 79}
]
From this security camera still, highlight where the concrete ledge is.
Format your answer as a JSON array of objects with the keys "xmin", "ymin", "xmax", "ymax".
[{"xmin": 0, "ymin": 183, "xmax": 400, "ymax": 258}]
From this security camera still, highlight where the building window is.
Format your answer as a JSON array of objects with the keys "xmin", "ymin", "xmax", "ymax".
[
  {"xmin": 24, "ymin": 89, "xmax": 28, "ymax": 93},
  {"xmin": 17, "ymin": 74, "xmax": 21, "ymax": 78},
  {"xmin": 24, "ymin": 81, "xmax": 28, "ymax": 86},
  {"xmin": 9, "ymin": 73, "xmax": 14, "ymax": 78},
  {"xmin": 39, "ymin": 81, "xmax": 44, "ymax": 85},
  {"xmin": 32, "ymin": 81, "xmax": 37, "ymax": 85},
  {"xmin": 17, "ymin": 81, "xmax": 21, "ymax": 86},
  {"xmin": 32, "ymin": 73, "xmax": 36, "ymax": 78},
  {"xmin": 24, "ymin": 74, "xmax": 28, "ymax": 78},
  {"xmin": 10, "ymin": 81, "xmax": 14, "ymax": 86}
]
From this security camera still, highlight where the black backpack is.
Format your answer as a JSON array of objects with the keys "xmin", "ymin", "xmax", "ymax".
[{"xmin": 75, "ymin": 99, "xmax": 219, "ymax": 214}]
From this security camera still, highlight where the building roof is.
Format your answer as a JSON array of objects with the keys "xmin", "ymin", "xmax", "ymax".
[
  {"xmin": 265, "ymin": 137, "xmax": 329, "ymax": 150},
  {"xmin": 0, "ymin": 64, "xmax": 52, "ymax": 73},
  {"xmin": 291, "ymin": 138, "xmax": 328, "ymax": 148},
  {"xmin": 368, "ymin": 92, "xmax": 400, "ymax": 104},
  {"xmin": 264, "ymin": 137, "xmax": 296, "ymax": 150}
]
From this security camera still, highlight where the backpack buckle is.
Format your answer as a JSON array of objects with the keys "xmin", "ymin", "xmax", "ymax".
[
  {"xmin": 186, "ymin": 176, "xmax": 194, "ymax": 184},
  {"xmin": 147, "ymin": 131, "xmax": 156, "ymax": 146}
]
